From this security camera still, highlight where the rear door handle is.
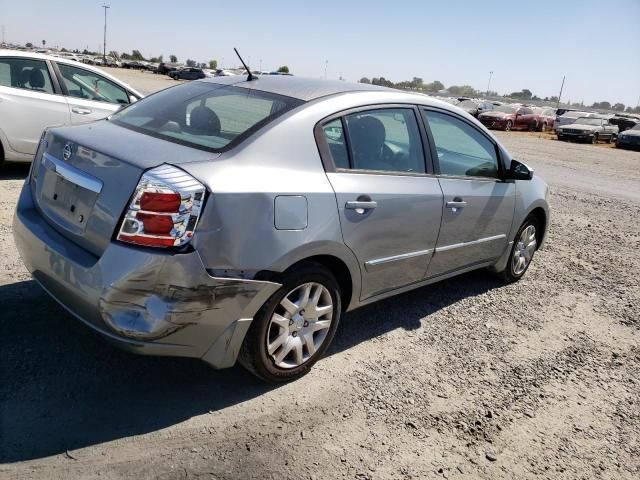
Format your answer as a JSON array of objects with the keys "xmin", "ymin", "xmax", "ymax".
[
  {"xmin": 71, "ymin": 107, "xmax": 92, "ymax": 115},
  {"xmin": 345, "ymin": 200, "xmax": 377, "ymax": 214}
]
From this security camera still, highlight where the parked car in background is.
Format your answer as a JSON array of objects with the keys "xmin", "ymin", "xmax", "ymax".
[
  {"xmin": 156, "ymin": 62, "xmax": 179, "ymax": 75},
  {"xmin": 0, "ymin": 50, "xmax": 142, "ymax": 165},
  {"xmin": 169, "ymin": 67, "xmax": 206, "ymax": 80},
  {"xmin": 457, "ymin": 99, "xmax": 494, "ymax": 117},
  {"xmin": 556, "ymin": 117, "xmax": 618, "ymax": 144},
  {"xmin": 531, "ymin": 107, "xmax": 556, "ymax": 132},
  {"xmin": 553, "ymin": 111, "xmax": 592, "ymax": 131},
  {"xmin": 609, "ymin": 114, "xmax": 639, "ymax": 134},
  {"xmin": 615, "ymin": 123, "xmax": 640, "ymax": 150},
  {"xmin": 13, "ymin": 76, "xmax": 549, "ymax": 382},
  {"xmin": 478, "ymin": 105, "xmax": 538, "ymax": 131}
]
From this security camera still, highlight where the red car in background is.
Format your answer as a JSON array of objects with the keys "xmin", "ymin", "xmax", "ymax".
[
  {"xmin": 531, "ymin": 107, "xmax": 556, "ymax": 132},
  {"xmin": 478, "ymin": 105, "xmax": 539, "ymax": 131}
]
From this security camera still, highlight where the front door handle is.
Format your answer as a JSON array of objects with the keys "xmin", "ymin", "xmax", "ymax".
[
  {"xmin": 445, "ymin": 201, "xmax": 467, "ymax": 208},
  {"xmin": 71, "ymin": 107, "xmax": 92, "ymax": 115},
  {"xmin": 345, "ymin": 200, "xmax": 377, "ymax": 214}
]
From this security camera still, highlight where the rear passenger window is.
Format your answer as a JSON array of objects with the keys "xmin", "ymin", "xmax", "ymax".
[
  {"xmin": 322, "ymin": 119, "xmax": 349, "ymax": 168},
  {"xmin": 344, "ymin": 108, "xmax": 425, "ymax": 173},
  {"xmin": 423, "ymin": 110, "xmax": 499, "ymax": 178},
  {"xmin": 0, "ymin": 58, "xmax": 54, "ymax": 94}
]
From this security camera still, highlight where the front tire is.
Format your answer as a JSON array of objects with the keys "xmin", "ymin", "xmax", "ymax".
[
  {"xmin": 591, "ymin": 133, "xmax": 599, "ymax": 144},
  {"xmin": 238, "ymin": 265, "xmax": 342, "ymax": 383},
  {"xmin": 607, "ymin": 134, "xmax": 616, "ymax": 144},
  {"xmin": 505, "ymin": 120, "xmax": 512, "ymax": 132},
  {"xmin": 540, "ymin": 122, "xmax": 548, "ymax": 132},
  {"xmin": 497, "ymin": 215, "xmax": 539, "ymax": 283}
]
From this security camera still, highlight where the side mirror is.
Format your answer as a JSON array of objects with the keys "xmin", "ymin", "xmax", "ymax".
[
  {"xmin": 129, "ymin": 95, "xmax": 138, "ymax": 104},
  {"xmin": 508, "ymin": 159, "xmax": 534, "ymax": 180}
]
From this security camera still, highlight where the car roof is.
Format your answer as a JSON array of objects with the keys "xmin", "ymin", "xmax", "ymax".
[
  {"xmin": 198, "ymin": 75, "xmax": 393, "ymax": 101},
  {"xmin": 0, "ymin": 49, "xmax": 143, "ymax": 97}
]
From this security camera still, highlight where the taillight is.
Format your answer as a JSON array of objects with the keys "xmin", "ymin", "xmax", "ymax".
[{"xmin": 117, "ymin": 164, "xmax": 206, "ymax": 248}]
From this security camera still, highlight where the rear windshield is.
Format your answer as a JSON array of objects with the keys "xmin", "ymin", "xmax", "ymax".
[{"xmin": 111, "ymin": 82, "xmax": 302, "ymax": 151}]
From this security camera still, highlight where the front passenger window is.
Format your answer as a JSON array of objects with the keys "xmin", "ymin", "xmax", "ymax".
[
  {"xmin": 423, "ymin": 110, "xmax": 499, "ymax": 179},
  {"xmin": 57, "ymin": 63, "xmax": 129, "ymax": 104}
]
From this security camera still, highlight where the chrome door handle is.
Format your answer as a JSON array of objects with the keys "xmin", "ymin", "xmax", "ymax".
[
  {"xmin": 72, "ymin": 107, "xmax": 92, "ymax": 115},
  {"xmin": 345, "ymin": 200, "xmax": 377, "ymax": 214},
  {"xmin": 446, "ymin": 201, "xmax": 467, "ymax": 208}
]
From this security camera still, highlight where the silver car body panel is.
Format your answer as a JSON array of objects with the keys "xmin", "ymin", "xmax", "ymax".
[{"xmin": 13, "ymin": 77, "xmax": 549, "ymax": 368}]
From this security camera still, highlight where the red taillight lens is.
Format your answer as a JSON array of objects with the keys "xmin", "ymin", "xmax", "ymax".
[
  {"xmin": 140, "ymin": 192, "xmax": 181, "ymax": 212},
  {"xmin": 116, "ymin": 165, "xmax": 205, "ymax": 249}
]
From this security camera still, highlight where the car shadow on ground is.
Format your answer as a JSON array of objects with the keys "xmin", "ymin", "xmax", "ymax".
[
  {"xmin": 0, "ymin": 162, "xmax": 30, "ymax": 181},
  {"xmin": 0, "ymin": 270, "xmax": 501, "ymax": 463}
]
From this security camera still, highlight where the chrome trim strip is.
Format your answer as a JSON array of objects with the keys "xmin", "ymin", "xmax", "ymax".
[
  {"xmin": 43, "ymin": 153, "xmax": 103, "ymax": 194},
  {"xmin": 435, "ymin": 234, "xmax": 507, "ymax": 253},
  {"xmin": 365, "ymin": 248, "xmax": 433, "ymax": 270}
]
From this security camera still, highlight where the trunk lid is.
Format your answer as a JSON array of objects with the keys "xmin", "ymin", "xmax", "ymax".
[{"xmin": 31, "ymin": 120, "xmax": 218, "ymax": 257}]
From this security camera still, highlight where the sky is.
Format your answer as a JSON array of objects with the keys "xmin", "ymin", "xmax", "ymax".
[{"xmin": 1, "ymin": 0, "xmax": 639, "ymax": 107}]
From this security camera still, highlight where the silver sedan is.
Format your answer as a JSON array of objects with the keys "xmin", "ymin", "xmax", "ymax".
[{"xmin": 14, "ymin": 75, "xmax": 549, "ymax": 382}]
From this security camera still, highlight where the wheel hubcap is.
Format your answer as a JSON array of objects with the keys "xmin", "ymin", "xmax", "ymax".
[
  {"xmin": 266, "ymin": 282, "xmax": 333, "ymax": 369},
  {"xmin": 512, "ymin": 225, "xmax": 537, "ymax": 276}
]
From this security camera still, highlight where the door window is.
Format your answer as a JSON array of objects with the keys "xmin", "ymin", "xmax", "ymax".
[
  {"xmin": 423, "ymin": 110, "xmax": 500, "ymax": 179},
  {"xmin": 57, "ymin": 63, "xmax": 129, "ymax": 104},
  {"xmin": 0, "ymin": 58, "xmax": 54, "ymax": 94},
  {"xmin": 343, "ymin": 108, "xmax": 425, "ymax": 173},
  {"xmin": 321, "ymin": 118, "xmax": 349, "ymax": 168}
]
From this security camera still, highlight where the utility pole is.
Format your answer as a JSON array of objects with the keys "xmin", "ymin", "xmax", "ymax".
[
  {"xmin": 324, "ymin": 60, "xmax": 328, "ymax": 79},
  {"xmin": 556, "ymin": 75, "xmax": 565, "ymax": 108},
  {"xmin": 1, "ymin": 25, "xmax": 5, "ymax": 44},
  {"xmin": 102, "ymin": 3, "xmax": 110, "ymax": 64},
  {"xmin": 486, "ymin": 71, "xmax": 493, "ymax": 97}
]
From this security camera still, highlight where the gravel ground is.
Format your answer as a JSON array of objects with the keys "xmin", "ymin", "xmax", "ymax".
[{"xmin": 0, "ymin": 72, "xmax": 639, "ymax": 479}]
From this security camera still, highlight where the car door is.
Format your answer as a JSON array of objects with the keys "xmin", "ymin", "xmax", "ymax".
[
  {"xmin": 53, "ymin": 62, "xmax": 131, "ymax": 123},
  {"xmin": 515, "ymin": 107, "xmax": 533, "ymax": 130},
  {"xmin": 0, "ymin": 56, "xmax": 69, "ymax": 156},
  {"xmin": 317, "ymin": 106, "xmax": 443, "ymax": 300},
  {"xmin": 421, "ymin": 108, "xmax": 515, "ymax": 277}
]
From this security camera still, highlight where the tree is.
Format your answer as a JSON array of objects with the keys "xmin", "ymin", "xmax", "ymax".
[
  {"xmin": 591, "ymin": 101, "xmax": 611, "ymax": 109},
  {"xmin": 109, "ymin": 50, "xmax": 120, "ymax": 61},
  {"xmin": 371, "ymin": 77, "xmax": 394, "ymax": 87},
  {"xmin": 424, "ymin": 80, "xmax": 444, "ymax": 92},
  {"xmin": 508, "ymin": 89, "xmax": 533, "ymax": 100},
  {"xmin": 149, "ymin": 57, "xmax": 161, "ymax": 63},
  {"xmin": 612, "ymin": 103, "xmax": 625, "ymax": 112},
  {"xmin": 449, "ymin": 85, "xmax": 479, "ymax": 97},
  {"xmin": 25, "ymin": 42, "xmax": 33, "ymax": 48},
  {"xmin": 359, "ymin": 77, "xmax": 371, "ymax": 84},
  {"xmin": 277, "ymin": 65, "xmax": 290, "ymax": 73},
  {"xmin": 209, "ymin": 59, "xmax": 218, "ymax": 70},
  {"xmin": 169, "ymin": 54, "xmax": 177, "ymax": 63},
  {"xmin": 42, "ymin": 40, "xmax": 46, "ymax": 47},
  {"xmin": 130, "ymin": 50, "xmax": 146, "ymax": 61}
]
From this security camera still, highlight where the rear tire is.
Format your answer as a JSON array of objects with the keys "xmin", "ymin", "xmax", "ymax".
[
  {"xmin": 540, "ymin": 122, "xmax": 548, "ymax": 132},
  {"xmin": 607, "ymin": 134, "xmax": 616, "ymax": 144},
  {"xmin": 591, "ymin": 133, "xmax": 599, "ymax": 144},
  {"xmin": 529, "ymin": 121, "xmax": 537, "ymax": 132},
  {"xmin": 496, "ymin": 214, "xmax": 539, "ymax": 284},
  {"xmin": 238, "ymin": 264, "xmax": 342, "ymax": 383}
]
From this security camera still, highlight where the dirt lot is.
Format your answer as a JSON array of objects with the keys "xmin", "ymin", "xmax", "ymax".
[{"xmin": 1, "ymin": 70, "xmax": 639, "ymax": 479}]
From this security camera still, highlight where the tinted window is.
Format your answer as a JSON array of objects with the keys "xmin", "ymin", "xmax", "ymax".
[
  {"xmin": 343, "ymin": 108, "xmax": 425, "ymax": 173},
  {"xmin": 518, "ymin": 107, "xmax": 533, "ymax": 115},
  {"xmin": 423, "ymin": 110, "xmax": 499, "ymax": 179},
  {"xmin": 112, "ymin": 83, "xmax": 302, "ymax": 151},
  {"xmin": 322, "ymin": 119, "xmax": 349, "ymax": 169},
  {"xmin": 57, "ymin": 63, "xmax": 129, "ymax": 104},
  {"xmin": 0, "ymin": 57, "xmax": 54, "ymax": 94}
]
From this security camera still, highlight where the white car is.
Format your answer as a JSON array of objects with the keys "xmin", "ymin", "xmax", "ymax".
[
  {"xmin": 0, "ymin": 50, "xmax": 142, "ymax": 165},
  {"xmin": 553, "ymin": 111, "xmax": 594, "ymax": 131}
]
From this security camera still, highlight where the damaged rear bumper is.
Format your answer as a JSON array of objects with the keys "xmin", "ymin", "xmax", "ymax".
[{"xmin": 13, "ymin": 182, "xmax": 280, "ymax": 368}]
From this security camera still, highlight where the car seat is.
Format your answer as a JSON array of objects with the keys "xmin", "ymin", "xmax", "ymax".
[{"xmin": 188, "ymin": 105, "xmax": 221, "ymax": 136}]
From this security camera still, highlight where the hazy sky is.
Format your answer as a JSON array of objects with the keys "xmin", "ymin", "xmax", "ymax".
[{"xmin": 1, "ymin": 0, "xmax": 639, "ymax": 106}]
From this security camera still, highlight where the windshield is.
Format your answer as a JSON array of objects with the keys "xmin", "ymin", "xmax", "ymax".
[
  {"xmin": 630, "ymin": 123, "xmax": 640, "ymax": 131},
  {"xmin": 495, "ymin": 105, "xmax": 516, "ymax": 113},
  {"xmin": 574, "ymin": 117, "xmax": 602, "ymax": 126},
  {"xmin": 563, "ymin": 111, "xmax": 587, "ymax": 118},
  {"xmin": 111, "ymin": 82, "xmax": 302, "ymax": 151},
  {"xmin": 458, "ymin": 100, "xmax": 478, "ymax": 108}
]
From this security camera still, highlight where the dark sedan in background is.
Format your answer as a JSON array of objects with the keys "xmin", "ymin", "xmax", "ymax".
[
  {"xmin": 169, "ymin": 67, "xmax": 206, "ymax": 80},
  {"xmin": 458, "ymin": 99, "xmax": 495, "ymax": 117},
  {"xmin": 616, "ymin": 123, "xmax": 640, "ymax": 149}
]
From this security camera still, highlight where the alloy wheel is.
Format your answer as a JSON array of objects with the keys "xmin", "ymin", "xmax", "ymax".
[
  {"xmin": 512, "ymin": 225, "xmax": 537, "ymax": 276},
  {"xmin": 266, "ymin": 282, "xmax": 334, "ymax": 369}
]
